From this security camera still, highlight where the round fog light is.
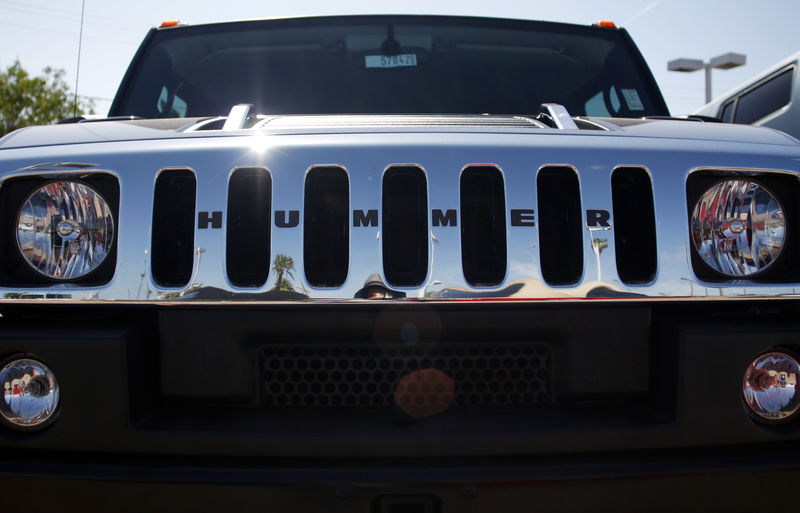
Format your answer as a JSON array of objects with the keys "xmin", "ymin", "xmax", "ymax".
[
  {"xmin": 0, "ymin": 357, "xmax": 60, "ymax": 429},
  {"xmin": 743, "ymin": 352, "xmax": 800, "ymax": 421}
]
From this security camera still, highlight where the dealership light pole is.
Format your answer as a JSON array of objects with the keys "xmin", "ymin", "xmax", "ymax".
[{"xmin": 668, "ymin": 53, "xmax": 746, "ymax": 103}]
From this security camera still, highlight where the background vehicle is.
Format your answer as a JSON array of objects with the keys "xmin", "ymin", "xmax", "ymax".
[{"xmin": 695, "ymin": 50, "xmax": 800, "ymax": 139}]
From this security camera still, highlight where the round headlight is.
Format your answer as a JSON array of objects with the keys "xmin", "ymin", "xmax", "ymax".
[
  {"xmin": 691, "ymin": 179, "xmax": 785, "ymax": 277},
  {"xmin": 0, "ymin": 357, "xmax": 60, "ymax": 429},
  {"xmin": 17, "ymin": 180, "xmax": 114, "ymax": 280},
  {"xmin": 743, "ymin": 351, "xmax": 800, "ymax": 421}
]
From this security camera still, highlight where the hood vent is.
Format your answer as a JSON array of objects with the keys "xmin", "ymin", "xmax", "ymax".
[{"xmin": 186, "ymin": 114, "xmax": 550, "ymax": 132}]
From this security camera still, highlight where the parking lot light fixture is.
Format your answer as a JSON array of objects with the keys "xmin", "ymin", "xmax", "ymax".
[{"xmin": 668, "ymin": 53, "xmax": 747, "ymax": 103}]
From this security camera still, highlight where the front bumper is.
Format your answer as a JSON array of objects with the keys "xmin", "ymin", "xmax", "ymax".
[
  {"xmin": 0, "ymin": 298, "xmax": 798, "ymax": 510},
  {"xmin": 2, "ymin": 453, "xmax": 798, "ymax": 512}
]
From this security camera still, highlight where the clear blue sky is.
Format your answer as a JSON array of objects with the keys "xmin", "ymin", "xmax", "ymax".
[{"xmin": 2, "ymin": 0, "xmax": 798, "ymax": 116}]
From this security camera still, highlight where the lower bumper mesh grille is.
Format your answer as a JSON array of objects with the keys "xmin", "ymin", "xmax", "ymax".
[{"xmin": 261, "ymin": 343, "xmax": 550, "ymax": 408}]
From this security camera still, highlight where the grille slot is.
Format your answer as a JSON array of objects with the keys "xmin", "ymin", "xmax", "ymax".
[
  {"xmin": 612, "ymin": 167, "xmax": 657, "ymax": 284},
  {"xmin": 304, "ymin": 167, "xmax": 349, "ymax": 287},
  {"xmin": 537, "ymin": 166, "xmax": 583, "ymax": 285},
  {"xmin": 382, "ymin": 166, "xmax": 429, "ymax": 287},
  {"xmin": 227, "ymin": 167, "xmax": 271, "ymax": 287},
  {"xmin": 261, "ymin": 343, "xmax": 549, "ymax": 408},
  {"xmin": 152, "ymin": 169, "xmax": 196, "ymax": 287},
  {"xmin": 460, "ymin": 166, "xmax": 507, "ymax": 286}
]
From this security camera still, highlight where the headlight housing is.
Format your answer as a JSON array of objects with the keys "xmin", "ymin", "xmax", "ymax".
[
  {"xmin": 16, "ymin": 180, "xmax": 115, "ymax": 280},
  {"xmin": 691, "ymin": 179, "xmax": 785, "ymax": 277}
]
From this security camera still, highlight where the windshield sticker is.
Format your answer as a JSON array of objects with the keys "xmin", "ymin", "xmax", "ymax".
[
  {"xmin": 621, "ymin": 89, "xmax": 645, "ymax": 111},
  {"xmin": 365, "ymin": 54, "xmax": 418, "ymax": 69}
]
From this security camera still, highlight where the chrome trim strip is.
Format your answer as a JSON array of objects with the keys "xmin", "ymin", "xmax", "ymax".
[
  {"xmin": 3, "ymin": 294, "xmax": 800, "ymax": 307},
  {"xmin": 184, "ymin": 117, "xmax": 225, "ymax": 131}
]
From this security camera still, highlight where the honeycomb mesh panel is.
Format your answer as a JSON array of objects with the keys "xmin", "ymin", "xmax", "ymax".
[{"xmin": 261, "ymin": 343, "xmax": 549, "ymax": 408}]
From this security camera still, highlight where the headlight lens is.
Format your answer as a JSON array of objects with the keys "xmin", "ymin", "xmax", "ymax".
[
  {"xmin": 0, "ymin": 357, "xmax": 60, "ymax": 429},
  {"xmin": 743, "ymin": 352, "xmax": 800, "ymax": 421},
  {"xmin": 691, "ymin": 179, "xmax": 785, "ymax": 277},
  {"xmin": 17, "ymin": 181, "xmax": 114, "ymax": 280}
]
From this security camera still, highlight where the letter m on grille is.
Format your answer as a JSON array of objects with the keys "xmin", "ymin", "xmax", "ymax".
[
  {"xmin": 353, "ymin": 209, "xmax": 378, "ymax": 227},
  {"xmin": 432, "ymin": 209, "xmax": 457, "ymax": 227}
]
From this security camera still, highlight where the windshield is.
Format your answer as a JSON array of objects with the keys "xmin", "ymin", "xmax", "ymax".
[{"xmin": 111, "ymin": 15, "xmax": 669, "ymax": 119}]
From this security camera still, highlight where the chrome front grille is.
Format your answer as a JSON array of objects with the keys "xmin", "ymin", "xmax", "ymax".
[{"xmin": 149, "ymin": 162, "xmax": 657, "ymax": 296}]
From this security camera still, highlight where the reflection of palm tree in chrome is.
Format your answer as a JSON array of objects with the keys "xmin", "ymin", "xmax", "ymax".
[{"xmin": 272, "ymin": 254, "xmax": 295, "ymax": 291}]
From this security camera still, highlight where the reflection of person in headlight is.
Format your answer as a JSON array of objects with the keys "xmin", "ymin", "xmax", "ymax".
[
  {"xmin": 5, "ymin": 376, "xmax": 28, "ymax": 415},
  {"xmin": 354, "ymin": 273, "xmax": 406, "ymax": 300},
  {"xmin": 747, "ymin": 368, "xmax": 797, "ymax": 412}
]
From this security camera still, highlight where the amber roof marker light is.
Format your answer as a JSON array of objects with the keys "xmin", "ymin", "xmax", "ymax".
[
  {"xmin": 159, "ymin": 20, "xmax": 180, "ymax": 28},
  {"xmin": 593, "ymin": 20, "xmax": 618, "ymax": 29}
]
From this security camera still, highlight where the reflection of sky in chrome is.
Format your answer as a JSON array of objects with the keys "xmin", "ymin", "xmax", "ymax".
[
  {"xmin": 693, "ymin": 180, "xmax": 784, "ymax": 277},
  {"xmin": 17, "ymin": 181, "xmax": 114, "ymax": 280},
  {"xmin": 745, "ymin": 354, "xmax": 800, "ymax": 418},
  {"xmin": 2, "ymin": 364, "xmax": 56, "ymax": 424},
  {"xmin": 3, "ymin": 391, "xmax": 50, "ymax": 418},
  {"xmin": 752, "ymin": 383, "xmax": 796, "ymax": 412}
]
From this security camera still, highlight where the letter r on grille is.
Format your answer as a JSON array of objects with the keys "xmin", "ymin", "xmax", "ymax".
[
  {"xmin": 198, "ymin": 211, "xmax": 223, "ymax": 229},
  {"xmin": 586, "ymin": 209, "xmax": 611, "ymax": 228}
]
